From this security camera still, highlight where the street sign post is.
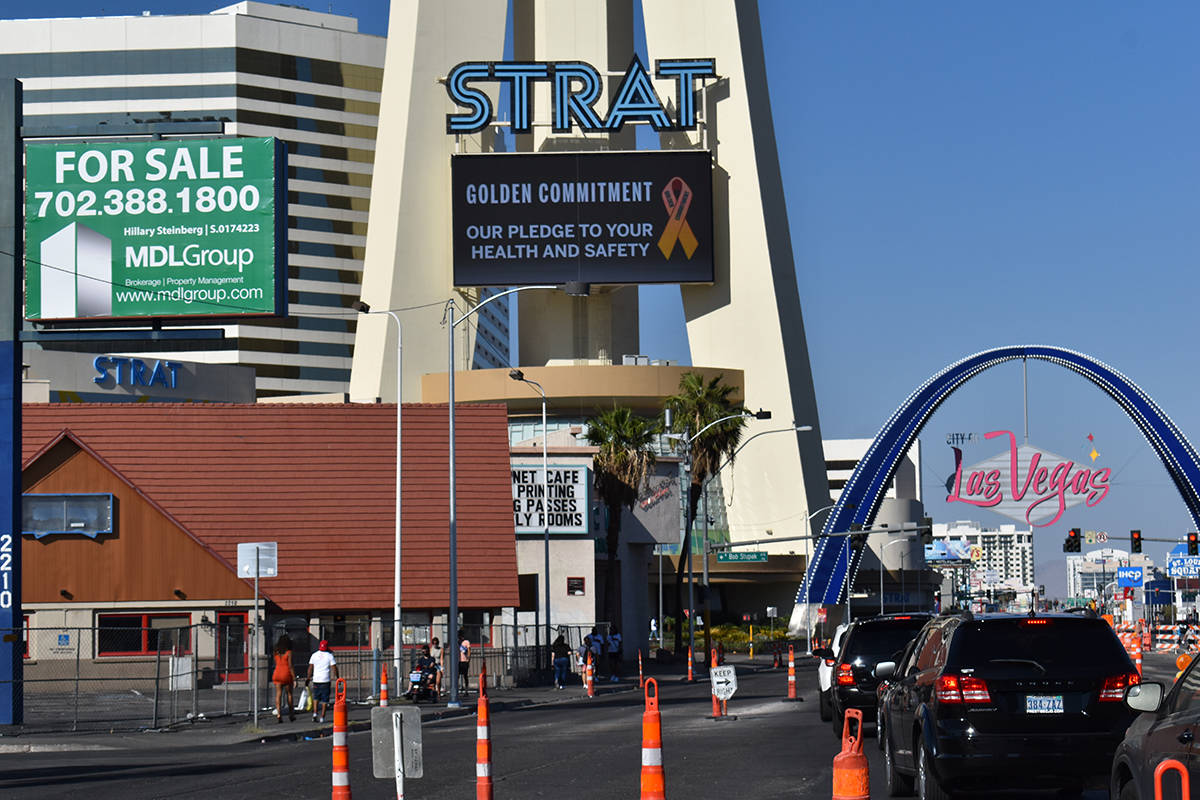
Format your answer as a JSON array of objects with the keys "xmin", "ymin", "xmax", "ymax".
[
  {"xmin": 710, "ymin": 665, "xmax": 738, "ymax": 701},
  {"xmin": 716, "ymin": 551, "xmax": 768, "ymax": 563},
  {"xmin": 236, "ymin": 541, "xmax": 277, "ymax": 727}
]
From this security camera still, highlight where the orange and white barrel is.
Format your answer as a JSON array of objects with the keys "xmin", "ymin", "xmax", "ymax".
[
  {"xmin": 332, "ymin": 678, "xmax": 351, "ymax": 800},
  {"xmin": 640, "ymin": 678, "xmax": 666, "ymax": 800}
]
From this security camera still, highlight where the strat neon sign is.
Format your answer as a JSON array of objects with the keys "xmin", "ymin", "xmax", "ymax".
[
  {"xmin": 445, "ymin": 56, "xmax": 716, "ymax": 134},
  {"xmin": 946, "ymin": 430, "xmax": 1110, "ymax": 527}
]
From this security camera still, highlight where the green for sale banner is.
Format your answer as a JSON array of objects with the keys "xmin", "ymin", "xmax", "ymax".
[{"xmin": 24, "ymin": 137, "xmax": 286, "ymax": 321}]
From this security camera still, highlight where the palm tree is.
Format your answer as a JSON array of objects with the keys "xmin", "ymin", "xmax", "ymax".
[
  {"xmin": 585, "ymin": 406, "xmax": 659, "ymax": 628},
  {"xmin": 664, "ymin": 372, "xmax": 747, "ymax": 655}
]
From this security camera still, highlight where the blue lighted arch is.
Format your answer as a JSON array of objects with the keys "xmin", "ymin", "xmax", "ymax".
[{"xmin": 796, "ymin": 345, "xmax": 1200, "ymax": 608}]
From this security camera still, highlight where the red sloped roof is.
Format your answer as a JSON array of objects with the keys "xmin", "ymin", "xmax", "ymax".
[{"xmin": 21, "ymin": 403, "xmax": 519, "ymax": 612}]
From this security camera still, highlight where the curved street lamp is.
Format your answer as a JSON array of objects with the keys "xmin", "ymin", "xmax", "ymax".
[
  {"xmin": 445, "ymin": 283, "xmax": 587, "ymax": 707},
  {"xmin": 509, "ymin": 368, "xmax": 550, "ymax": 672},
  {"xmin": 700, "ymin": 424, "xmax": 812, "ymax": 660},
  {"xmin": 350, "ymin": 301, "xmax": 403, "ymax": 690}
]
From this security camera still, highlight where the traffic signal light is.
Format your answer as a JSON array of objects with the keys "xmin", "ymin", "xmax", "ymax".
[
  {"xmin": 1189, "ymin": 532, "xmax": 1198, "ymax": 556},
  {"xmin": 1131, "ymin": 529, "xmax": 1142, "ymax": 554},
  {"xmin": 920, "ymin": 516, "xmax": 933, "ymax": 546},
  {"xmin": 1063, "ymin": 528, "xmax": 1081, "ymax": 553}
]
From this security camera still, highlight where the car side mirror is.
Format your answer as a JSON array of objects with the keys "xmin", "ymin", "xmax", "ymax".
[
  {"xmin": 1126, "ymin": 682, "xmax": 1163, "ymax": 713},
  {"xmin": 874, "ymin": 660, "xmax": 896, "ymax": 680},
  {"xmin": 812, "ymin": 648, "xmax": 833, "ymax": 660}
]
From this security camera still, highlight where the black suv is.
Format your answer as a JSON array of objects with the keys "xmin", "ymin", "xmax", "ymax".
[
  {"xmin": 877, "ymin": 612, "xmax": 1139, "ymax": 798},
  {"xmin": 822, "ymin": 613, "xmax": 932, "ymax": 736}
]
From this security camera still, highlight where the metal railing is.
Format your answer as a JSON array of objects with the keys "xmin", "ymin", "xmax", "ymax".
[{"xmin": 3, "ymin": 621, "xmax": 620, "ymax": 733}]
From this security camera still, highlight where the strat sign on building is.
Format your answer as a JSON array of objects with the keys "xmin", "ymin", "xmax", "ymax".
[
  {"xmin": 946, "ymin": 430, "xmax": 1111, "ymax": 526},
  {"xmin": 24, "ymin": 138, "xmax": 286, "ymax": 321}
]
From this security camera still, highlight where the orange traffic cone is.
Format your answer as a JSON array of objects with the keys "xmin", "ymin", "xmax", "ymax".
[
  {"xmin": 787, "ymin": 645, "xmax": 797, "ymax": 700},
  {"xmin": 379, "ymin": 666, "xmax": 389, "ymax": 707},
  {"xmin": 331, "ymin": 678, "xmax": 351, "ymax": 800},
  {"xmin": 640, "ymin": 678, "xmax": 665, "ymax": 800},
  {"xmin": 476, "ymin": 663, "xmax": 492, "ymax": 800},
  {"xmin": 687, "ymin": 646, "xmax": 694, "ymax": 682},
  {"xmin": 586, "ymin": 651, "xmax": 595, "ymax": 698},
  {"xmin": 710, "ymin": 649, "xmax": 722, "ymax": 719},
  {"xmin": 638, "ymin": 649, "xmax": 645, "ymax": 689},
  {"xmin": 832, "ymin": 708, "xmax": 869, "ymax": 800}
]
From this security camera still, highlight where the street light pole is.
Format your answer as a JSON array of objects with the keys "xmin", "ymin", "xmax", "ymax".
[
  {"xmin": 701, "ymin": 425, "xmax": 811, "ymax": 658},
  {"xmin": 445, "ymin": 284, "xmax": 583, "ymax": 707},
  {"xmin": 668, "ymin": 408, "xmax": 772, "ymax": 671},
  {"xmin": 351, "ymin": 302, "xmax": 403, "ymax": 690},
  {"xmin": 880, "ymin": 536, "xmax": 916, "ymax": 615},
  {"xmin": 802, "ymin": 503, "xmax": 837, "ymax": 654},
  {"xmin": 510, "ymin": 369, "xmax": 550, "ymax": 671}
]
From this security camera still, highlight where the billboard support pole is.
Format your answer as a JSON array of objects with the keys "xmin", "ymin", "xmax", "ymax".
[{"xmin": 0, "ymin": 79, "xmax": 23, "ymax": 727}]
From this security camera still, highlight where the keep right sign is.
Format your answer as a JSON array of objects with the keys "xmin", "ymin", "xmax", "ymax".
[{"xmin": 710, "ymin": 665, "xmax": 738, "ymax": 701}]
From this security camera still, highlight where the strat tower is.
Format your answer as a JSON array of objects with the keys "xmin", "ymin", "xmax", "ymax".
[{"xmin": 351, "ymin": 0, "xmax": 829, "ymax": 603}]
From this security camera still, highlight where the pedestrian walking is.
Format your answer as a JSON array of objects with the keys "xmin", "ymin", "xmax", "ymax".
[
  {"xmin": 551, "ymin": 633, "xmax": 571, "ymax": 689},
  {"xmin": 272, "ymin": 634, "xmax": 296, "ymax": 723},
  {"xmin": 430, "ymin": 636, "xmax": 444, "ymax": 698},
  {"xmin": 305, "ymin": 639, "xmax": 338, "ymax": 723},
  {"xmin": 589, "ymin": 627, "xmax": 604, "ymax": 678},
  {"xmin": 458, "ymin": 630, "xmax": 472, "ymax": 695},
  {"xmin": 607, "ymin": 626, "xmax": 623, "ymax": 681},
  {"xmin": 577, "ymin": 635, "xmax": 591, "ymax": 684}
]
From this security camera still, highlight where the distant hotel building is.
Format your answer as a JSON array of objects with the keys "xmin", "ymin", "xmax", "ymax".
[
  {"xmin": 0, "ymin": 3, "xmax": 501, "ymax": 397},
  {"xmin": 1066, "ymin": 548, "xmax": 1154, "ymax": 600},
  {"xmin": 931, "ymin": 520, "xmax": 1035, "ymax": 589}
]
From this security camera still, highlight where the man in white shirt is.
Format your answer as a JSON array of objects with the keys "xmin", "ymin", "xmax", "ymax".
[{"xmin": 306, "ymin": 639, "xmax": 338, "ymax": 723}]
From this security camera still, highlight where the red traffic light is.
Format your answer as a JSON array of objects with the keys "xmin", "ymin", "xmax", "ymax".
[{"xmin": 1189, "ymin": 532, "xmax": 1199, "ymax": 556}]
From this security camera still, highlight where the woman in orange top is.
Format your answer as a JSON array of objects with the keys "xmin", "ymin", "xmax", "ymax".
[{"xmin": 272, "ymin": 634, "xmax": 296, "ymax": 722}]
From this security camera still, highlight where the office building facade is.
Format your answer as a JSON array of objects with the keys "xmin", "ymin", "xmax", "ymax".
[{"xmin": 1, "ymin": 2, "xmax": 402, "ymax": 396}]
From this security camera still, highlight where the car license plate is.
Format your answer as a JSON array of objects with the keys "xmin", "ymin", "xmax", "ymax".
[{"xmin": 1025, "ymin": 695, "xmax": 1063, "ymax": 714}]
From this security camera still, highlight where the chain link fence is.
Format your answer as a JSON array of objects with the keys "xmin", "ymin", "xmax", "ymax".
[{"xmin": 4, "ymin": 620, "xmax": 618, "ymax": 733}]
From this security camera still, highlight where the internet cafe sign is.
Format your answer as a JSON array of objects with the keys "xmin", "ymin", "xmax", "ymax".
[
  {"xmin": 512, "ymin": 464, "xmax": 590, "ymax": 534},
  {"xmin": 446, "ymin": 56, "xmax": 716, "ymax": 134},
  {"xmin": 946, "ymin": 431, "xmax": 1111, "ymax": 527}
]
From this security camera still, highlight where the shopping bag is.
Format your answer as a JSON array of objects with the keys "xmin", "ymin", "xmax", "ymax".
[{"xmin": 298, "ymin": 686, "xmax": 311, "ymax": 712}]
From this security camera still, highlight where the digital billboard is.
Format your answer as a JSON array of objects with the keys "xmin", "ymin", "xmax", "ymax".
[
  {"xmin": 24, "ymin": 137, "xmax": 286, "ymax": 321},
  {"xmin": 924, "ymin": 538, "xmax": 978, "ymax": 563},
  {"xmin": 451, "ymin": 150, "xmax": 713, "ymax": 286}
]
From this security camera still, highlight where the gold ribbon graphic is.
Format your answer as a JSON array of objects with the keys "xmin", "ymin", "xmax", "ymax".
[{"xmin": 657, "ymin": 177, "xmax": 699, "ymax": 259}]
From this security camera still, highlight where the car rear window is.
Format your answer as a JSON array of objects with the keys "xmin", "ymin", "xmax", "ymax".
[
  {"xmin": 949, "ymin": 618, "xmax": 1131, "ymax": 674},
  {"xmin": 843, "ymin": 619, "xmax": 929, "ymax": 661}
]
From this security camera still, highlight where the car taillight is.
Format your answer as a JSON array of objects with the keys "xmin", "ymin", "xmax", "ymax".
[
  {"xmin": 960, "ymin": 676, "xmax": 991, "ymax": 703},
  {"xmin": 936, "ymin": 674, "xmax": 991, "ymax": 703},
  {"xmin": 836, "ymin": 663, "xmax": 855, "ymax": 686},
  {"xmin": 1099, "ymin": 671, "xmax": 1141, "ymax": 702}
]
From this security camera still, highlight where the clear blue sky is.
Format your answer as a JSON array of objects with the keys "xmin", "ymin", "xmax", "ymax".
[{"xmin": 14, "ymin": 1, "xmax": 1200, "ymax": 597}]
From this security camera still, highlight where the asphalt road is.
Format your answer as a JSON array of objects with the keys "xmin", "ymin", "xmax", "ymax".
[{"xmin": 0, "ymin": 655, "xmax": 1178, "ymax": 798}]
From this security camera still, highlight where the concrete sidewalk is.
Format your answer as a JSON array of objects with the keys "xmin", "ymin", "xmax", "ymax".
[{"xmin": 0, "ymin": 653, "xmax": 801, "ymax": 752}]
